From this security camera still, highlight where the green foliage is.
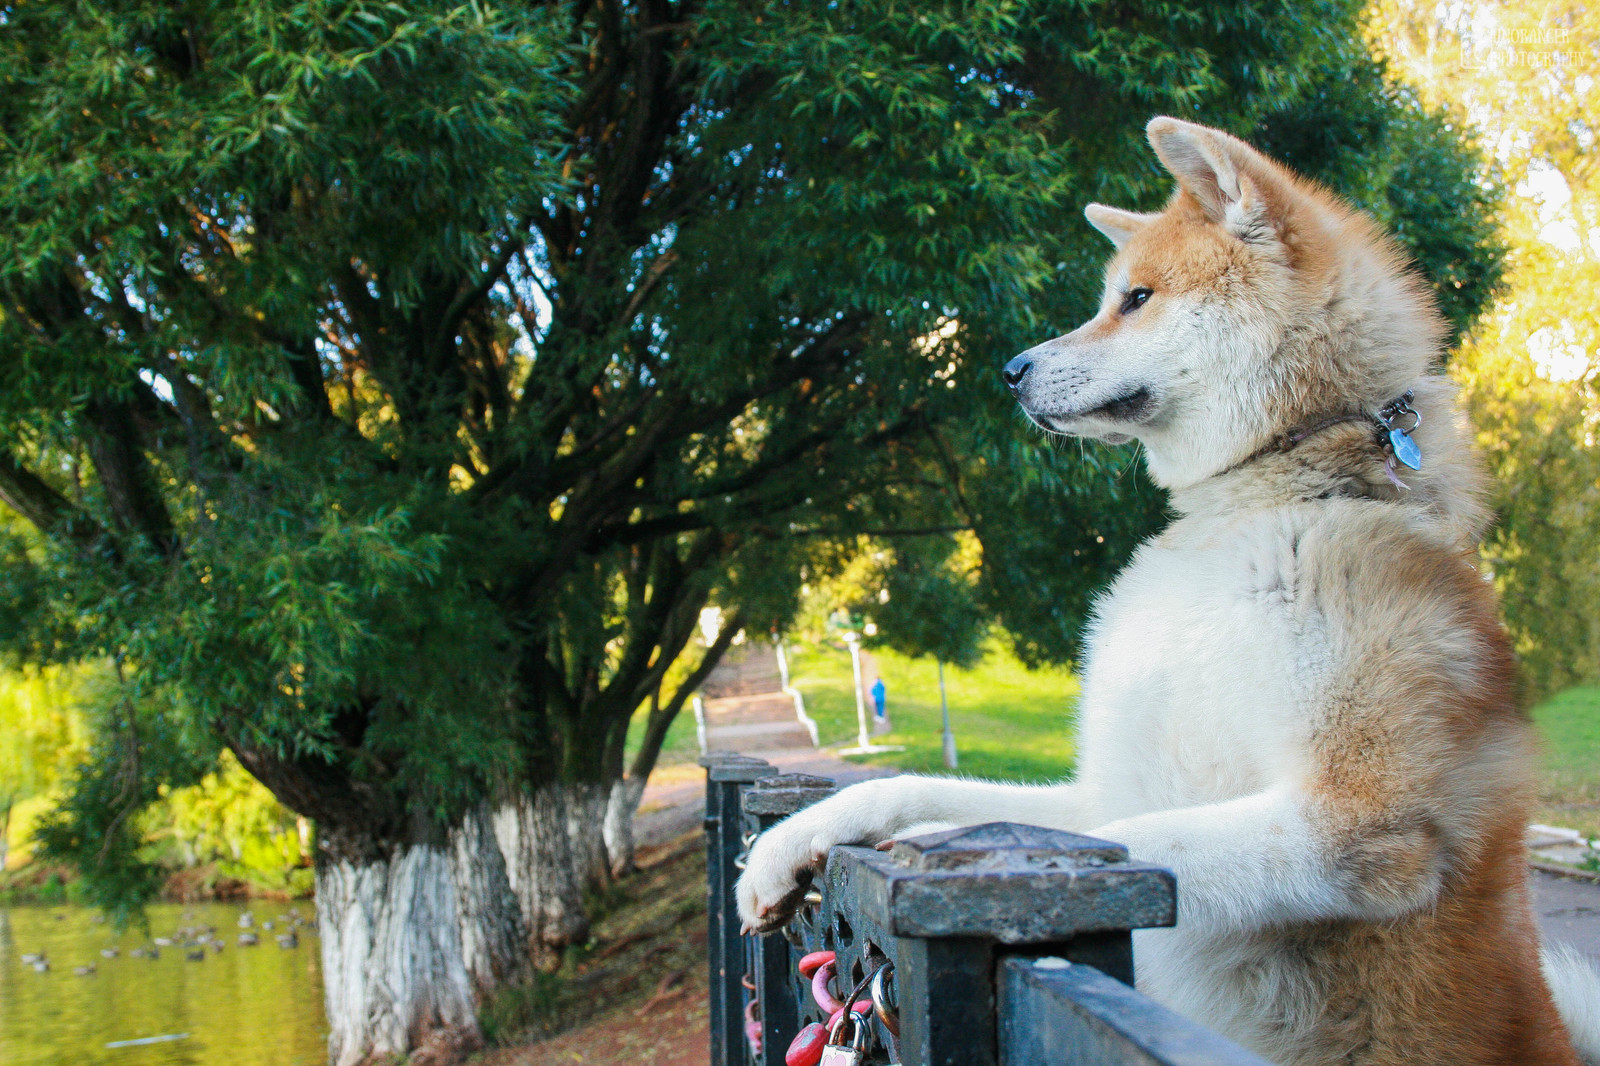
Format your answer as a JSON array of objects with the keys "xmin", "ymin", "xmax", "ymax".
[
  {"xmin": 477, "ymin": 970, "xmax": 568, "ymax": 1047},
  {"xmin": 155, "ymin": 749, "xmax": 311, "ymax": 894},
  {"xmin": 1460, "ymin": 341, "xmax": 1600, "ymax": 699},
  {"xmin": 788, "ymin": 535, "xmax": 989, "ymax": 670},
  {"xmin": 29, "ymin": 668, "xmax": 216, "ymax": 927},
  {"xmin": 0, "ymin": 663, "xmax": 94, "ymax": 821},
  {"xmin": 868, "ymin": 537, "xmax": 989, "ymax": 670},
  {"xmin": 1252, "ymin": 49, "xmax": 1508, "ymax": 345},
  {"xmin": 0, "ymin": 0, "xmax": 1509, "ymax": 925}
]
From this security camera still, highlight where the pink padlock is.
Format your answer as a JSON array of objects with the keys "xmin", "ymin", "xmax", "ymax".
[{"xmin": 811, "ymin": 958, "xmax": 872, "ymax": 1018}]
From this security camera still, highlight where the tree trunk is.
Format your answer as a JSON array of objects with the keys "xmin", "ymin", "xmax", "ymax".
[
  {"xmin": 599, "ymin": 611, "xmax": 745, "ymax": 881},
  {"xmin": 566, "ymin": 781, "xmax": 612, "ymax": 890},
  {"xmin": 448, "ymin": 802, "xmax": 528, "ymax": 996},
  {"xmin": 602, "ymin": 775, "xmax": 647, "ymax": 877},
  {"xmin": 491, "ymin": 785, "xmax": 588, "ymax": 962},
  {"xmin": 316, "ymin": 843, "xmax": 481, "ymax": 1066}
]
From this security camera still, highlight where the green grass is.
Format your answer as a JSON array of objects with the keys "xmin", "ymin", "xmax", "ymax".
[
  {"xmin": 1531, "ymin": 684, "xmax": 1600, "ymax": 839},
  {"xmin": 786, "ymin": 640, "xmax": 1079, "ymax": 782},
  {"xmin": 623, "ymin": 692, "xmax": 703, "ymax": 769}
]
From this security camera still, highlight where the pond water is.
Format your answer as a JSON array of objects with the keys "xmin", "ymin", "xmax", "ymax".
[{"xmin": 0, "ymin": 902, "xmax": 327, "ymax": 1066}]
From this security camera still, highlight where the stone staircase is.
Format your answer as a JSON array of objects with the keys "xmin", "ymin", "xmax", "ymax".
[{"xmin": 699, "ymin": 644, "xmax": 814, "ymax": 755}]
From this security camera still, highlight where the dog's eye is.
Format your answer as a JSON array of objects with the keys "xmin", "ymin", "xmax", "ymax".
[{"xmin": 1119, "ymin": 288, "xmax": 1153, "ymax": 315}]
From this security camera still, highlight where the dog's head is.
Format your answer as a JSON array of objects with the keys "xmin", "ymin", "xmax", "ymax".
[{"xmin": 1006, "ymin": 117, "xmax": 1443, "ymax": 489}]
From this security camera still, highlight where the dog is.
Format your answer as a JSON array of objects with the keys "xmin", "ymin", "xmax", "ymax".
[{"xmin": 738, "ymin": 117, "xmax": 1600, "ymax": 1066}]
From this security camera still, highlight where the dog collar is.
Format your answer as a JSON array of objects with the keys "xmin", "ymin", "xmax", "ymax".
[{"xmin": 1229, "ymin": 390, "xmax": 1423, "ymax": 489}]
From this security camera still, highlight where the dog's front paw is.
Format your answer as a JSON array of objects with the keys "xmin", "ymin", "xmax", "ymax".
[
  {"xmin": 872, "ymin": 820, "xmax": 961, "ymax": 850},
  {"xmin": 736, "ymin": 819, "xmax": 830, "ymax": 933}
]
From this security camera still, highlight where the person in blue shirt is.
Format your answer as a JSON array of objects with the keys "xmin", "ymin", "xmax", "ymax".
[{"xmin": 870, "ymin": 677, "xmax": 886, "ymax": 723}]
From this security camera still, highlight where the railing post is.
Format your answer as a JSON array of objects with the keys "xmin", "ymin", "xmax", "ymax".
[
  {"xmin": 701, "ymin": 752, "xmax": 778, "ymax": 1066},
  {"xmin": 742, "ymin": 773, "xmax": 838, "ymax": 1066},
  {"xmin": 816, "ymin": 822, "xmax": 1178, "ymax": 1066}
]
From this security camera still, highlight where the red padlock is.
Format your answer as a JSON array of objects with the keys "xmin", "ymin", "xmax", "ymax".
[{"xmin": 785, "ymin": 1021, "xmax": 829, "ymax": 1066}]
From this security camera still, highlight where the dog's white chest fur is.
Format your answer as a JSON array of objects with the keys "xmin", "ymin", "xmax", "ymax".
[{"xmin": 1077, "ymin": 513, "xmax": 1317, "ymax": 822}]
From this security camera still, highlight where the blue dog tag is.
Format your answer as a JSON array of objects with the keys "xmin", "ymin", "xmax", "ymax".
[{"xmin": 1389, "ymin": 428, "xmax": 1422, "ymax": 470}]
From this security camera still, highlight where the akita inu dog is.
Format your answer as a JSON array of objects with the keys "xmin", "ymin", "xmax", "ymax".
[{"xmin": 738, "ymin": 118, "xmax": 1600, "ymax": 1065}]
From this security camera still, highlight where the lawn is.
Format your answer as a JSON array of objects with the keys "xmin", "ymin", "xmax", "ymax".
[
  {"xmin": 785, "ymin": 639, "xmax": 1079, "ymax": 782},
  {"xmin": 1531, "ymin": 684, "xmax": 1600, "ymax": 839},
  {"xmin": 624, "ymin": 694, "xmax": 702, "ymax": 769}
]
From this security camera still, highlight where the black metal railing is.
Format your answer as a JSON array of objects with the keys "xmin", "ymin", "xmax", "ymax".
[{"xmin": 701, "ymin": 751, "xmax": 1276, "ymax": 1066}]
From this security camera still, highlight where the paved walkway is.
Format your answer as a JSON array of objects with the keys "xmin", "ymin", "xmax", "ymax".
[{"xmin": 1534, "ymin": 867, "xmax": 1600, "ymax": 962}]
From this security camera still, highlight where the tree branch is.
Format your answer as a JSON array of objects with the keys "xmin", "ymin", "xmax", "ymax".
[
  {"xmin": 433, "ymin": 239, "xmax": 524, "ymax": 355},
  {"xmin": 0, "ymin": 452, "xmax": 88, "ymax": 536},
  {"xmin": 283, "ymin": 335, "xmax": 336, "ymax": 421},
  {"xmin": 625, "ymin": 606, "xmax": 745, "ymax": 782},
  {"xmin": 82, "ymin": 393, "xmax": 178, "ymax": 556}
]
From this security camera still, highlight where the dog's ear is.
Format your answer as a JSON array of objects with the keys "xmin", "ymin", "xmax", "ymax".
[
  {"xmin": 1146, "ymin": 116, "xmax": 1287, "ymax": 242},
  {"xmin": 1084, "ymin": 204, "xmax": 1157, "ymax": 249},
  {"xmin": 1146, "ymin": 117, "xmax": 1246, "ymax": 220}
]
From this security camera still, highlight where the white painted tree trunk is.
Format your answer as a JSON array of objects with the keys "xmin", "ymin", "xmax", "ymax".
[
  {"xmin": 316, "ymin": 844, "xmax": 481, "ymax": 1066},
  {"xmin": 448, "ymin": 803, "xmax": 528, "ymax": 996},
  {"xmin": 602, "ymin": 775, "xmax": 647, "ymax": 877},
  {"xmin": 491, "ymin": 786, "xmax": 588, "ymax": 959},
  {"xmin": 566, "ymin": 781, "xmax": 612, "ymax": 889}
]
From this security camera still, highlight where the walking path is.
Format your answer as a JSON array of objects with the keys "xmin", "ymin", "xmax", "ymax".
[{"xmin": 1534, "ymin": 868, "xmax": 1600, "ymax": 963}]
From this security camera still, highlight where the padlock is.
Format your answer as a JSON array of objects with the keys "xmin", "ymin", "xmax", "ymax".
[
  {"xmin": 819, "ymin": 1009, "xmax": 869, "ymax": 1066},
  {"xmin": 785, "ymin": 1021, "xmax": 829, "ymax": 1066}
]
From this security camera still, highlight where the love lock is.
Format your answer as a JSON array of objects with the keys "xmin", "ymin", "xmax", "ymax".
[
  {"xmin": 785, "ymin": 1021, "xmax": 829, "ymax": 1066},
  {"xmin": 819, "ymin": 1008, "xmax": 870, "ymax": 1066}
]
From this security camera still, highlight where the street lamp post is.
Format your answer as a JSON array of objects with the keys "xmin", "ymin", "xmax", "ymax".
[
  {"xmin": 848, "ymin": 633, "xmax": 870, "ymax": 750},
  {"xmin": 839, "ymin": 631, "xmax": 903, "ymax": 757},
  {"xmin": 939, "ymin": 658, "xmax": 958, "ymax": 769}
]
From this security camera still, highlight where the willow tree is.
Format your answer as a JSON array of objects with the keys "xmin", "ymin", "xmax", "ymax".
[{"xmin": 0, "ymin": 1, "xmax": 1502, "ymax": 1062}]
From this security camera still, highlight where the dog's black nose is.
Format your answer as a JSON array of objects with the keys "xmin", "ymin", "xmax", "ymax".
[{"xmin": 1001, "ymin": 355, "xmax": 1033, "ymax": 391}]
